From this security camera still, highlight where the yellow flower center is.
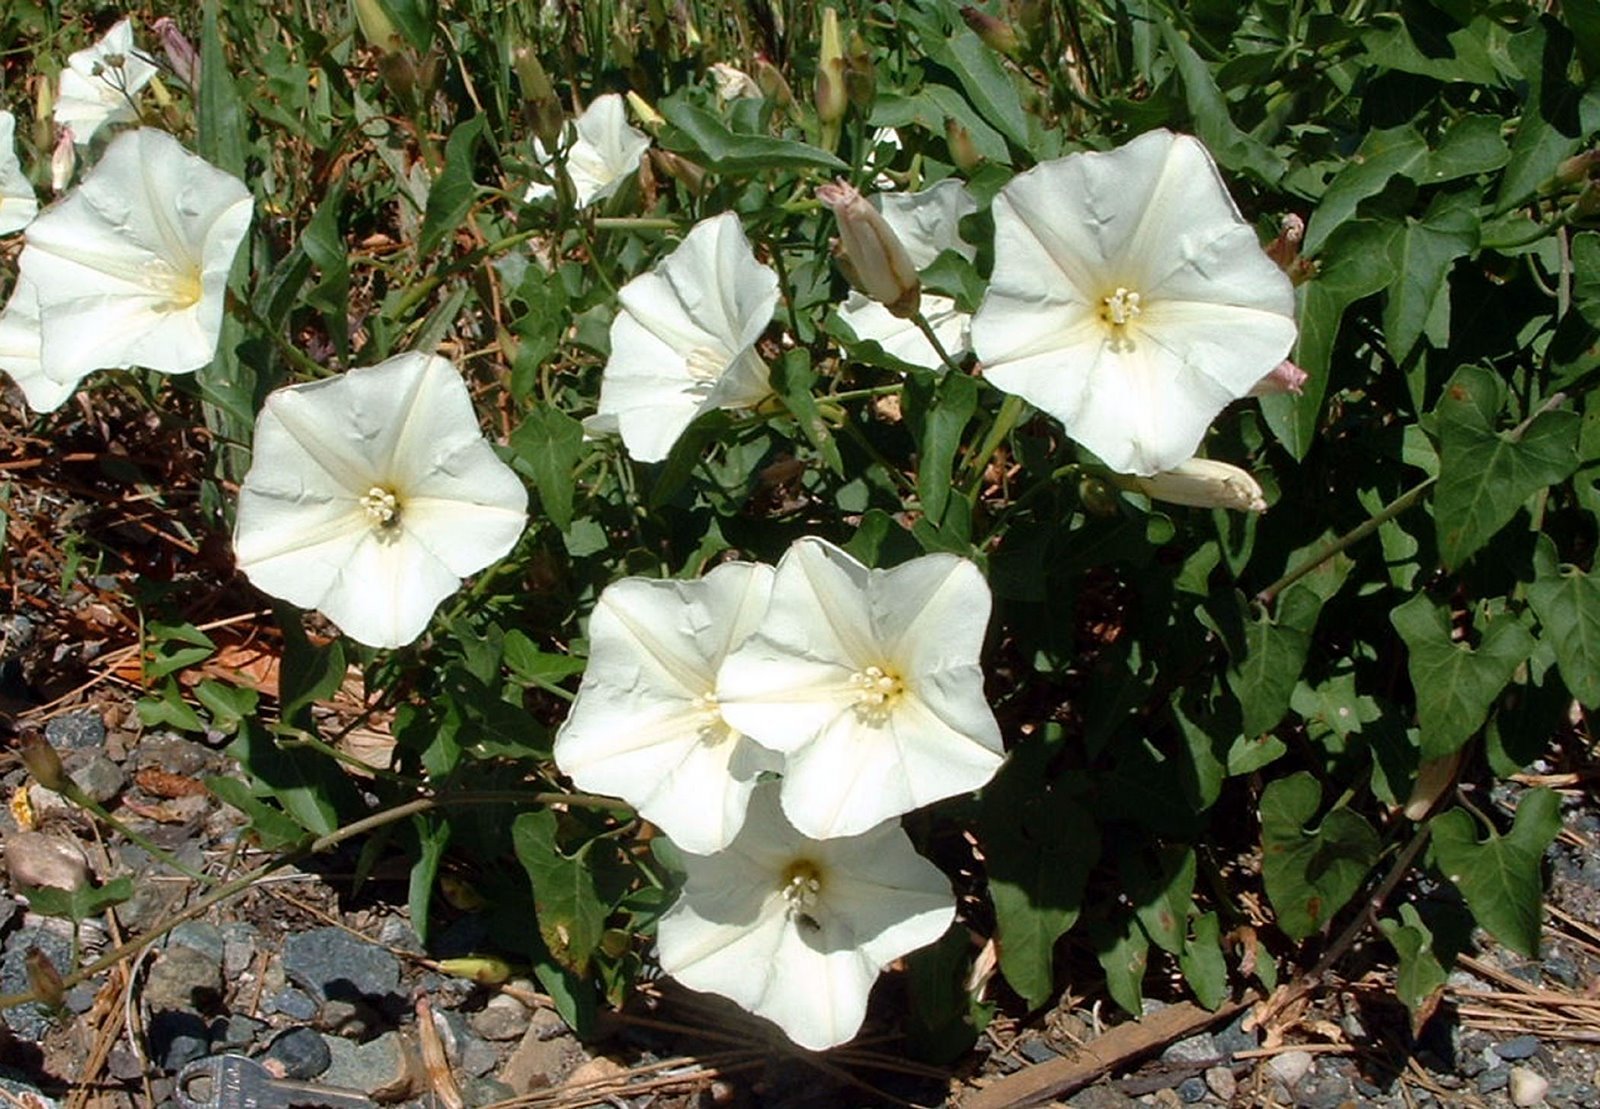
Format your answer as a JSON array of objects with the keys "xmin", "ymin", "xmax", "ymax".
[
  {"xmin": 780, "ymin": 859, "xmax": 825, "ymax": 931},
  {"xmin": 1100, "ymin": 286, "xmax": 1142, "ymax": 327},
  {"xmin": 684, "ymin": 346, "xmax": 730, "ymax": 384},
  {"xmin": 849, "ymin": 664, "xmax": 904, "ymax": 725},
  {"xmin": 360, "ymin": 486, "xmax": 402, "ymax": 533},
  {"xmin": 690, "ymin": 691, "xmax": 730, "ymax": 745}
]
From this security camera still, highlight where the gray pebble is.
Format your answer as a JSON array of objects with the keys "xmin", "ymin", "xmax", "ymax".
[
  {"xmin": 44, "ymin": 711, "xmax": 104, "ymax": 750},
  {"xmin": 460, "ymin": 1076, "xmax": 515, "ymax": 1108},
  {"xmin": 142, "ymin": 942, "xmax": 222, "ymax": 1013},
  {"xmin": 264, "ymin": 987, "xmax": 319, "ymax": 1021},
  {"xmin": 168, "ymin": 922, "xmax": 225, "ymax": 966},
  {"xmin": 1267, "ymin": 1049, "xmax": 1313, "ymax": 1087},
  {"xmin": 1176, "ymin": 1076, "xmax": 1207, "ymax": 1103},
  {"xmin": 1066, "ymin": 1085, "xmax": 1136, "ymax": 1108},
  {"xmin": 65, "ymin": 980, "xmax": 98, "ymax": 1014},
  {"xmin": 1479, "ymin": 1067, "xmax": 1511, "ymax": 1093},
  {"xmin": 1161, "ymin": 1032, "xmax": 1218, "ymax": 1066},
  {"xmin": 131, "ymin": 734, "xmax": 214, "ymax": 777},
  {"xmin": 1495, "ymin": 1034, "xmax": 1540, "ymax": 1061},
  {"xmin": 1203, "ymin": 1067, "xmax": 1236, "ymax": 1101},
  {"xmin": 209, "ymin": 1013, "xmax": 264, "ymax": 1051},
  {"xmin": 1212, "ymin": 1012, "xmax": 1258, "ymax": 1057},
  {"xmin": 1542, "ymin": 953, "xmax": 1580, "ymax": 988},
  {"xmin": 321, "ymin": 1030, "xmax": 415, "ymax": 1101},
  {"xmin": 221, "ymin": 922, "xmax": 259, "ymax": 978},
  {"xmin": 65, "ymin": 753, "xmax": 124, "ymax": 803},
  {"xmin": 460, "ymin": 1033, "xmax": 500, "ymax": 1078},
  {"xmin": 1018, "ymin": 1038, "xmax": 1059, "ymax": 1064},
  {"xmin": 0, "ymin": 926, "xmax": 73, "ymax": 1039},
  {"xmin": 377, "ymin": 916, "xmax": 424, "ymax": 955},
  {"xmin": 0, "ymin": 1073, "xmax": 55, "ymax": 1109},
  {"xmin": 470, "ymin": 994, "xmax": 532, "ymax": 1042},
  {"xmin": 283, "ymin": 927, "xmax": 400, "ymax": 1004},
  {"xmin": 149, "ymin": 1010, "xmax": 210, "ymax": 1072},
  {"xmin": 264, "ymin": 1026, "xmax": 332, "ymax": 1080}
]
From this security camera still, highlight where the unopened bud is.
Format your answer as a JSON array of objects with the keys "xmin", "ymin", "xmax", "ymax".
[
  {"xmin": 1249, "ymin": 359, "xmax": 1308, "ymax": 397},
  {"xmin": 152, "ymin": 18, "xmax": 200, "ymax": 87},
  {"xmin": 625, "ymin": 90, "xmax": 664, "ymax": 130},
  {"xmin": 377, "ymin": 51, "xmax": 418, "ymax": 106},
  {"xmin": 945, "ymin": 117, "xmax": 983, "ymax": 173},
  {"xmin": 815, "ymin": 9, "xmax": 847, "ymax": 126},
  {"xmin": 1553, "ymin": 149, "xmax": 1600, "ymax": 190},
  {"xmin": 1567, "ymin": 179, "xmax": 1600, "ymax": 222},
  {"xmin": 960, "ymin": 7, "xmax": 1021, "ymax": 55},
  {"xmin": 439, "ymin": 872, "xmax": 487, "ymax": 912},
  {"xmin": 1016, "ymin": 0, "xmax": 1051, "ymax": 41},
  {"xmin": 50, "ymin": 128, "xmax": 75, "ymax": 192},
  {"xmin": 512, "ymin": 47, "xmax": 564, "ymax": 151},
  {"xmin": 436, "ymin": 956, "xmax": 513, "ymax": 984},
  {"xmin": 844, "ymin": 31, "xmax": 874, "ymax": 112},
  {"xmin": 754, "ymin": 57, "xmax": 795, "ymax": 109},
  {"xmin": 18, "ymin": 733, "xmax": 67, "ymax": 794},
  {"xmin": 816, "ymin": 178, "xmax": 921, "ymax": 318},
  {"xmin": 33, "ymin": 75, "xmax": 52, "ymax": 124},
  {"xmin": 1123, "ymin": 457, "xmax": 1267, "ymax": 513},
  {"xmin": 25, "ymin": 947, "xmax": 65, "ymax": 1010},
  {"xmin": 650, "ymin": 148, "xmax": 706, "ymax": 194},
  {"xmin": 1077, "ymin": 475, "xmax": 1119, "ymax": 517},
  {"xmin": 1265, "ymin": 213, "xmax": 1304, "ymax": 270},
  {"xmin": 351, "ymin": 0, "xmax": 404, "ymax": 53}
]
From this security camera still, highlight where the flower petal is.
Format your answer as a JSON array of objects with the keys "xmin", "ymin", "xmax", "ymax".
[
  {"xmin": 53, "ymin": 20, "xmax": 159, "ymax": 143},
  {"xmin": 0, "ymin": 112, "xmax": 38, "ymax": 236},
  {"xmin": 836, "ymin": 292, "xmax": 968, "ymax": 372},
  {"xmin": 0, "ymin": 277, "xmax": 75, "ymax": 413},
  {"xmin": 878, "ymin": 179, "xmax": 977, "ymax": 270}
]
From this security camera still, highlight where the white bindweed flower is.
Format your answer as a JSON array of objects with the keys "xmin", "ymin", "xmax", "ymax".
[
  {"xmin": 18, "ymin": 129, "xmax": 251, "ymax": 392},
  {"xmin": 595, "ymin": 211, "xmax": 779, "ymax": 462},
  {"xmin": 525, "ymin": 93, "xmax": 651, "ymax": 208},
  {"xmin": 717, "ymin": 537, "xmax": 1004, "ymax": 840},
  {"xmin": 971, "ymin": 130, "xmax": 1297, "ymax": 476},
  {"xmin": 656, "ymin": 782, "xmax": 955, "ymax": 1051},
  {"xmin": 0, "ymin": 112, "xmax": 38, "ymax": 235},
  {"xmin": 0, "ymin": 277, "xmax": 74, "ymax": 413},
  {"xmin": 554, "ymin": 562, "xmax": 781, "ymax": 854},
  {"xmin": 835, "ymin": 179, "xmax": 977, "ymax": 371},
  {"xmin": 233, "ymin": 353, "xmax": 529, "ymax": 650},
  {"xmin": 53, "ymin": 19, "xmax": 159, "ymax": 146},
  {"xmin": 1124, "ymin": 456, "xmax": 1267, "ymax": 512}
]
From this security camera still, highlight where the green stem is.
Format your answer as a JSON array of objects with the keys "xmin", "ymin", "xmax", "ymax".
[
  {"xmin": 227, "ymin": 292, "xmax": 329, "ymax": 380},
  {"xmin": 592, "ymin": 217, "xmax": 681, "ymax": 231},
  {"xmin": 826, "ymin": 383, "xmax": 904, "ymax": 404},
  {"xmin": 963, "ymin": 394, "xmax": 1025, "ymax": 497},
  {"xmin": 910, "ymin": 311, "xmax": 961, "ymax": 374},
  {"xmin": 60, "ymin": 783, "xmax": 217, "ymax": 887},
  {"xmin": 1254, "ymin": 477, "xmax": 1436, "ymax": 606}
]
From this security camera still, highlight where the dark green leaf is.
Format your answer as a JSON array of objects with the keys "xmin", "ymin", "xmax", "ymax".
[
  {"xmin": 510, "ymin": 405, "xmax": 585, "ymax": 531},
  {"xmin": 1431, "ymin": 788, "xmax": 1561, "ymax": 957},
  {"xmin": 1260, "ymin": 772, "xmax": 1380, "ymax": 940},
  {"xmin": 1179, "ymin": 911, "xmax": 1229, "ymax": 1011},
  {"xmin": 197, "ymin": 0, "xmax": 246, "ymax": 175},
  {"xmin": 1226, "ymin": 609, "xmax": 1309, "ymax": 739},
  {"xmin": 1434, "ymin": 366, "xmax": 1580, "ymax": 568},
  {"xmin": 226, "ymin": 719, "xmax": 360, "ymax": 838},
  {"xmin": 408, "ymin": 814, "xmax": 450, "ymax": 944},
  {"xmin": 1159, "ymin": 23, "xmax": 1286, "ymax": 184},
  {"xmin": 911, "ymin": 18, "xmax": 1031, "ymax": 151},
  {"xmin": 904, "ymin": 371, "xmax": 978, "ymax": 525},
  {"xmin": 1090, "ymin": 912, "xmax": 1149, "ymax": 1016},
  {"xmin": 502, "ymin": 630, "xmax": 586, "ymax": 688},
  {"xmin": 204, "ymin": 776, "xmax": 312, "ymax": 849},
  {"xmin": 1390, "ymin": 594, "xmax": 1535, "ymax": 759},
  {"xmin": 1382, "ymin": 189, "xmax": 1481, "ymax": 360},
  {"xmin": 419, "ymin": 116, "xmax": 486, "ymax": 256},
  {"xmin": 1379, "ymin": 904, "xmax": 1449, "ymax": 1031},
  {"xmin": 512, "ymin": 810, "xmax": 609, "ymax": 975},
  {"xmin": 771, "ymin": 350, "xmax": 844, "ymax": 475},
  {"xmin": 659, "ymin": 100, "xmax": 846, "ymax": 175},
  {"xmin": 1527, "ymin": 559, "xmax": 1600, "ymax": 708},
  {"xmin": 1121, "ymin": 845, "xmax": 1196, "ymax": 955},
  {"xmin": 301, "ymin": 189, "xmax": 350, "ymax": 362},
  {"xmin": 25, "ymin": 876, "xmax": 134, "ymax": 923}
]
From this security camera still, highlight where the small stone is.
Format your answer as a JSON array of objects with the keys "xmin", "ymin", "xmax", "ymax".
[
  {"xmin": 1066, "ymin": 1085, "xmax": 1136, "ymax": 1109},
  {"xmin": 1267, "ymin": 1049, "xmax": 1313, "ymax": 1087},
  {"xmin": 264, "ymin": 987, "xmax": 318, "ymax": 1021},
  {"xmin": 1018, "ymin": 1038, "xmax": 1059, "ymax": 1063},
  {"xmin": 168, "ymin": 922, "xmax": 225, "ymax": 966},
  {"xmin": 108, "ymin": 1047, "xmax": 146, "ymax": 1081},
  {"xmin": 1204, "ymin": 1066, "xmax": 1236, "ymax": 1100},
  {"xmin": 1176, "ymin": 1076, "xmax": 1207, "ymax": 1103},
  {"xmin": 500, "ymin": 1018, "xmax": 579, "ymax": 1093},
  {"xmin": 321, "ymin": 1030, "xmax": 417, "ymax": 1102},
  {"xmin": 263, "ymin": 1027, "xmax": 332, "ymax": 1080},
  {"xmin": 1212, "ymin": 1012, "xmax": 1259, "ymax": 1058},
  {"xmin": 209, "ymin": 1013, "xmax": 265, "ymax": 1051},
  {"xmin": 566, "ymin": 1057, "xmax": 626, "ymax": 1086},
  {"xmin": 1479, "ymin": 1068, "xmax": 1510, "ymax": 1093},
  {"xmin": 0, "ymin": 1074, "xmax": 56, "ymax": 1109},
  {"xmin": 1542, "ymin": 954, "xmax": 1580, "ymax": 988},
  {"xmin": 130, "ymin": 733, "xmax": 214, "ymax": 777},
  {"xmin": 5, "ymin": 831, "xmax": 90, "ymax": 892},
  {"xmin": 45, "ymin": 711, "xmax": 105, "ymax": 750},
  {"xmin": 377, "ymin": 916, "xmax": 423, "ymax": 955},
  {"xmin": 65, "ymin": 753, "xmax": 124, "ymax": 804},
  {"xmin": 282, "ymin": 927, "xmax": 401, "ymax": 1004},
  {"xmin": 461, "ymin": 1076, "xmax": 515, "ymax": 1107},
  {"xmin": 460, "ymin": 1034, "xmax": 500, "ymax": 1078},
  {"xmin": 149, "ymin": 1009, "xmax": 210, "ymax": 1071},
  {"xmin": 221, "ymin": 922, "xmax": 259, "ymax": 978},
  {"xmin": 142, "ymin": 942, "xmax": 223, "ymax": 1012},
  {"xmin": 318, "ymin": 997, "xmax": 381, "ymax": 1039},
  {"xmin": 1495, "ymin": 1035, "xmax": 1541, "ymax": 1061},
  {"xmin": 1509, "ymin": 1066, "xmax": 1549, "ymax": 1107},
  {"xmin": 64, "ymin": 980, "xmax": 98, "ymax": 1014},
  {"xmin": 1161, "ymin": 1032, "xmax": 1219, "ymax": 1066},
  {"xmin": 470, "ymin": 993, "xmax": 531, "ymax": 1042}
]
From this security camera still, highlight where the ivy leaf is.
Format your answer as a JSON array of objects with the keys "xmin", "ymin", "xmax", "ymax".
[
  {"xmin": 1434, "ymin": 365, "xmax": 1580, "ymax": 568},
  {"xmin": 982, "ymin": 743, "xmax": 1099, "ymax": 1009},
  {"xmin": 24, "ymin": 876, "xmax": 134, "ymax": 924},
  {"xmin": 1379, "ymin": 904, "xmax": 1449, "ymax": 1035},
  {"xmin": 510, "ymin": 405, "xmax": 585, "ymax": 532},
  {"xmin": 1090, "ymin": 912, "xmax": 1149, "ymax": 1017},
  {"xmin": 1227, "ymin": 609, "xmax": 1310, "ymax": 739},
  {"xmin": 1260, "ymin": 772, "xmax": 1380, "ymax": 940},
  {"xmin": 904, "ymin": 370, "xmax": 979, "ymax": 526},
  {"xmin": 1390, "ymin": 594, "xmax": 1535, "ymax": 759},
  {"xmin": 420, "ymin": 116, "xmax": 485, "ymax": 256},
  {"xmin": 1381, "ymin": 189, "xmax": 1481, "ymax": 360},
  {"xmin": 204, "ymin": 776, "xmax": 312, "ymax": 850},
  {"xmin": 1179, "ymin": 911, "xmax": 1229, "ymax": 1011},
  {"xmin": 1527, "ymin": 560, "xmax": 1600, "ymax": 708},
  {"xmin": 1431, "ymin": 788, "xmax": 1561, "ymax": 957},
  {"xmin": 512, "ymin": 810, "xmax": 610, "ymax": 975},
  {"xmin": 1121, "ymin": 846, "xmax": 1197, "ymax": 956}
]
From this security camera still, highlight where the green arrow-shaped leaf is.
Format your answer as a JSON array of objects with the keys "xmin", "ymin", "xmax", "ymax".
[
  {"xmin": 1379, "ymin": 903, "xmax": 1449, "ymax": 1033},
  {"xmin": 1434, "ymin": 366, "xmax": 1580, "ymax": 568},
  {"xmin": 1260, "ymin": 772, "xmax": 1380, "ymax": 940},
  {"xmin": 1390, "ymin": 593, "xmax": 1535, "ymax": 759},
  {"xmin": 1528, "ymin": 561, "xmax": 1600, "ymax": 708},
  {"xmin": 1382, "ymin": 189, "xmax": 1481, "ymax": 360},
  {"xmin": 1431, "ymin": 788, "xmax": 1561, "ymax": 957}
]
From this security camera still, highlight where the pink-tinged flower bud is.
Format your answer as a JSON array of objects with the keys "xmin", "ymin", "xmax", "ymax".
[
  {"xmin": 815, "ymin": 9, "xmax": 847, "ymax": 126},
  {"xmin": 25, "ymin": 947, "xmax": 66, "ymax": 1009},
  {"xmin": 1553, "ymin": 149, "xmax": 1600, "ymax": 190},
  {"xmin": 754, "ymin": 57, "xmax": 795, "ymax": 108},
  {"xmin": 960, "ymin": 7, "xmax": 1021, "ymax": 55},
  {"xmin": 1249, "ymin": 359, "xmax": 1308, "ymax": 397},
  {"xmin": 152, "ymin": 18, "xmax": 200, "ymax": 88},
  {"xmin": 17, "ymin": 733, "xmax": 67, "ymax": 794},
  {"xmin": 650, "ymin": 149, "xmax": 707, "ymax": 194},
  {"xmin": 1569, "ymin": 179, "xmax": 1600, "ymax": 222},
  {"xmin": 1124, "ymin": 457, "xmax": 1267, "ymax": 512},
  {"xmin": 817, "ymin": 178, "xmax": 921, "ymax": 318},
  {"xmin": 49, "ymin": 129, "xmax": 75, "ymax": 192},
  {"xmin": 945, "ymin": 116, "xmax": 983, "ymax": 173},
  {"xmin": 710, "ymin": 63, "xmax": 762, "ymax": 101},
  {"xmin": 512, "ymin": 47, "xmax": 564, "ymax": 151},
  {"xmin": 1265, "ymin": 212, "xmax": 1304, "ymax": 270}
]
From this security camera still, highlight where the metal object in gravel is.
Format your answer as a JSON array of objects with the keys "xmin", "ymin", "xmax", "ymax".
[{"xmin": 174, "ymin": 1053, "xmax": 377, "ymax": 1108}]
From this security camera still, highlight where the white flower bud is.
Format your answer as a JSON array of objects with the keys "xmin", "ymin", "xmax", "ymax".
[{"xmin": 1126, "ymin": 457, "xmax": 1267, "ymax": 512}]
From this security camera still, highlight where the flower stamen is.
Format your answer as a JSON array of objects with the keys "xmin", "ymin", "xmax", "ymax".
[
  {"xmin": 691, "ymin": 691, "xmax": 730, "ymax": 745},
  {"xmin": 360, "ymin": 485, "xmax": 402, "ymax": 531},
  {"xmin": 849, "ymin": 664, "xmax": 904, "ymax": 724},
  {"xmin": 780, "ymin": 859, "xmax": 825, "ymax": 930},
  {"xmin": 1100, "ymin": 286, "xmax": 1142, "ymax": 327},
  {"xmin": 684, "ymin": 346, "xmax": 730, "ymax": 384}
]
